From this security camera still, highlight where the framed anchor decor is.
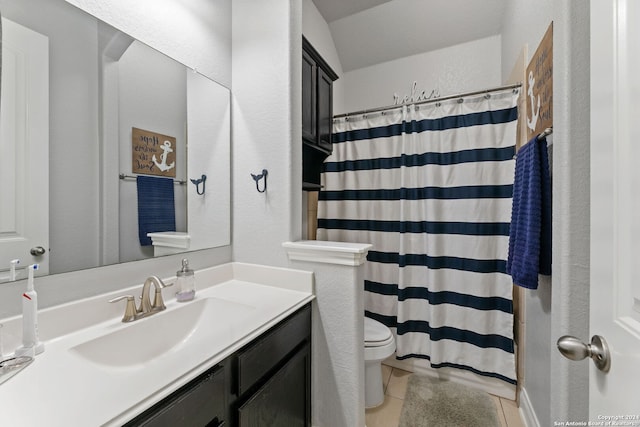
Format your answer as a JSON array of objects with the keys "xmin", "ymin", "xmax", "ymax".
[
  {"xmin": 131, "ymin": 127, "xmax": 177, "ymax": 178},
  {"xmin": 525, "ymin": 22, "xmax": 553, "ymax": 141}
]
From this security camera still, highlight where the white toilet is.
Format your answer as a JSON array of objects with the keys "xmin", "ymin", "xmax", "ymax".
[{"xmin": 364, "ymin": 316, "xmax": 396, "ymax": 408}]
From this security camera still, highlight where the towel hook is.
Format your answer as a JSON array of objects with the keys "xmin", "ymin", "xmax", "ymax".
[
  {"xmin": 190, "ymin": 174, "xmax": 207, "ymax": 195},
  {"xmin": 251, "ymin": 169, "xmax": 268, "ymax": 193}
]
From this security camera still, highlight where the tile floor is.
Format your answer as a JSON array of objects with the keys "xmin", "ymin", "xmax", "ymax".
[{"xmin": 365, "ymin": 365, "xmax": 526, "ymax": 427}]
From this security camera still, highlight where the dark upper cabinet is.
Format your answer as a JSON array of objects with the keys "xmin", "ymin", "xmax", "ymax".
[
  {"xmin": 302, "ymin": 36, "xmax": 338, "ymax": 190},
  {"xmin": 316, "ymin": 68, "xmax": 333, "ymax": 152},
  {"xmin": 302, "ymin": 49, "xmax": 317, "ymax": 144}
]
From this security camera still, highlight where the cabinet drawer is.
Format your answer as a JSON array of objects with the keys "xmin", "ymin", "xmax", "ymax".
[
  {"xmin": 238, "ymin": 343, "xmax": 310, "ymax": 427},
  {"xmin": 237, "ymin": 305, "xmax": 311, "ymax": 396},
  {"xmin": 124, "ymin": 365, "xmax": 226, "ymax": 427}
]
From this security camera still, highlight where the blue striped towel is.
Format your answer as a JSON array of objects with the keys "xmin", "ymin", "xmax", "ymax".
[
  {"xmin": 137, "ymin": 176, "xmax": 176, "ymax": 246},
  {"xmin": 506, "ymin": 135, "xmax": 552, "ymax": 289}
]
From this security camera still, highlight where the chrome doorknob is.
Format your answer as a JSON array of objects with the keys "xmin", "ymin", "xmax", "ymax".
[
  {"xmin": 30, "ymin": 246, "xmax": 46, "ymax": 256},
  {"xmin": 557, "ymin": 335, "xmax": 611, "ymax": 373}
]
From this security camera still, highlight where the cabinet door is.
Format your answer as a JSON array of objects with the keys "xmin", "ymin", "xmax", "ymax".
[
  {"xmin": 316, "ymin": 68, "xmax": 333, "ymax": 152},
  {"xmin": 238, "ymin": 344, "xmax": 310, "ymax": 427},
  {"xmin": 302, "ymin": 50, "xmax": 317, "ymax": 144},
  {"xmin": 237, "ymin": 305, "xmax": 311, "ymax": 396}
]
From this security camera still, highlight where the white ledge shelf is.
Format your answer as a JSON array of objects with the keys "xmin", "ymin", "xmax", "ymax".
[{"xmin": 283, "ymin": 240, "xmax": 372, "ymax": 266}]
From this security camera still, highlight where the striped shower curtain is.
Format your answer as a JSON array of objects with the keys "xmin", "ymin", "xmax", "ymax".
[{"xmin": 317, "ymin": 88, "xmax": 518, "ymax": 384}]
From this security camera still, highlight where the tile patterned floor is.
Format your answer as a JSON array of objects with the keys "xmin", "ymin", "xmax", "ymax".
[{"xmin": 365, "ymin": 365, "xmax": 527, "ymax": 427}]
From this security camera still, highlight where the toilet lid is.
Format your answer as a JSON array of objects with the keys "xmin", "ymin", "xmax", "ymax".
[{"xmin": 364, "ymin": 317, "xmax": 392, "ymax": 344}]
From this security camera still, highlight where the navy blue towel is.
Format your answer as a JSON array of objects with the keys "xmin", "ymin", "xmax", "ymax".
[
  {"xmin": 137, "ymin": 176, "xmax": 176, "ymax": 246},
  {"xmin": 506, "ymin": 135, "xmax": 552, "ymax": 289}
]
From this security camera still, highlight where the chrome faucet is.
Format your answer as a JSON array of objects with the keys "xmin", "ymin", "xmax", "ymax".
[{"xmin": 109, "ymin": 276, "xmax": 173, "ymax": 322}]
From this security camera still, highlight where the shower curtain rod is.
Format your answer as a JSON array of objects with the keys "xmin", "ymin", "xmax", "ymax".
[{"xmin": 333, "ymin": 82, "xmax": 522, "ymax": 119}]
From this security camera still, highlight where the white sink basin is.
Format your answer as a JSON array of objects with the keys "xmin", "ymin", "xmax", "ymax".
[{"xmin": 69, "ymin": 297, "xmax": 255, "ymax": 368}]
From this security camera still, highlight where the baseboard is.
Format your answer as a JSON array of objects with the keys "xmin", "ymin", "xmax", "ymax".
[
  {"xmin": 384, "ymin": 356, "xmax": 516, "ymax": 400},
  {"xmin": 519, "ymin": 387, "xmax": 540, "ymax": 427}
]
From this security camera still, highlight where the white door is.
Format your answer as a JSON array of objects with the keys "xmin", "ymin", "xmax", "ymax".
[
  {"xmin": 589, "ymin": 0, "xmax": 640, "ymax": 416},
  {"xmin": 0, "ymin": 18, "xmax": 49, "ymax": 280}
]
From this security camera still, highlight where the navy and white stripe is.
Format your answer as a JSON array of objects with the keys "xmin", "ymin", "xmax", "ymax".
[{"xmin": 317, "ymin": 90, "xmax": 518, "ymax": 384}]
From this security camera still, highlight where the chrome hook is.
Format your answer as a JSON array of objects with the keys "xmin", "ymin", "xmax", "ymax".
[
  {"xmin": 251, "ymin": 169, "xmax": 268, "ymax": 193},
  {"xmin": 190, "ymin": 174, "xmax": 207, "ymax": 195}
]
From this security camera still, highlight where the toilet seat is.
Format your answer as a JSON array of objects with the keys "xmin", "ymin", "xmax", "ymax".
[{"xmin": 364, "ymin": 317, "xmax": 393, "ymax": 348}]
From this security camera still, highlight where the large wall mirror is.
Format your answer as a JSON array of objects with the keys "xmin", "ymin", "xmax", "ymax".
[{"xmin": 0, "ymin": 0, "xmax": 231, "ymax": 284}]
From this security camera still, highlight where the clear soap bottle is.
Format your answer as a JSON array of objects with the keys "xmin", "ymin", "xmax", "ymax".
[{"xmin": 175, "ymin": 258, "xmax": 195, "ymax": 302}]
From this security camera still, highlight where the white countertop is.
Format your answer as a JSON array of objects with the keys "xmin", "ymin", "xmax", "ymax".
[{"xmin": 0, "ymin": 262, "xmax": 314, "ymax": 426}]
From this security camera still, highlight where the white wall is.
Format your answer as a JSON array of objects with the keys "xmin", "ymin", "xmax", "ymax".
[
  {"xmin": 302, "ymin": 0, "xmax": 343, "ymax": 77},
  {"xmin": 548, "ymin": 2, "xmax": 590, "ymax": 423},
  {"xmin": 186, "ymin": 72, "xmax": 232, "ymax": 252},
  {"xmin": 334, "ymin": 35, "xmax": 502, "ymax": 115},
  {"xmin": 231, "ymin": 0, "xmax": 302, "ymax": 267},
  {"xmin": 501, "ymin": 3, "xmax": 555, "ymax": 425},
  {"xmin": 501, "ymin": 1, "xmax": 590, "ymax": 425}
]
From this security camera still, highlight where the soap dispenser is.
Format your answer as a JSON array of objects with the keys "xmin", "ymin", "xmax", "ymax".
[{"xmin": 175, "ymin": 258, "xmax": 195, "ymax": 302}]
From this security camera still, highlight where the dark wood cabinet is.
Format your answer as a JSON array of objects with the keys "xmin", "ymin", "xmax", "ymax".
[
  {"xmin": 123, "ymin": 365, "xmax": 227, "ymax": 427},
  {"xmin": 316, "ymin": 68, "xmax": 334, "ymax": 152},
  {"xmin": 238, "ymin": 343, "xmax": 310, "ymax": 427},
  {"xmin": 124, "ymin": 304, "xmax": 311, "ymax": 427},
  {"xmin": 233, "ymin": 304, "xmax": 311, "ymax": 427},
  {"xmin": 302, "ymin": 49, "xmax": 317, "ymax": 145},
  {"xmin": 302, "ymin": 36, "xmax": 338, "ymax": 190}
]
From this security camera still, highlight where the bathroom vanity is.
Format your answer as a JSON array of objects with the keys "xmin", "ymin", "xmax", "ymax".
[
  {"xmin": 125, "ymin": 305, "xmax": 311, "ymax": 426},
  {"xmin": 0, "ymin": 263, "xmax": 314, "ymax": 426}
]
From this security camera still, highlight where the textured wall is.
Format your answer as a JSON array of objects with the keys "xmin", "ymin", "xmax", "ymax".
[
  {"xmin": 290, "ymin": 259, "xmax": 366, "ymax": 427},
  {"xmin": 501, "ymin": 1, "xmax": 591, "ymax": 424},
  {"xmin": 334, "ymin": 35, "xmax": 502, "ymax": 115},
  {"xmin": 231, "ymin": 0, "xmax": 302, "ymax": 267},
  {"xmin": 500, "ymin": 1, "xmax": 555, "ymax": 425},
  {"xmin": 302, "ymin": 0, "xmax": 343, "ymax": 77},
  {"xmin": 186, "ymin": 73, "xmax": 232, "ymax": 252},
  {"xmin": 548, "ymin": 2, "xmax": 590, "ymax": 423}
]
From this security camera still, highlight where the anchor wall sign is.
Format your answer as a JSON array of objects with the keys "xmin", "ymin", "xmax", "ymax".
[
  {"xmin": 131, "ymin": 127, "xmax": 177, "ymax": 178},
  {"xmin": 525, "ymin": 22, "xmax": 553, "ymax": 141}
]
